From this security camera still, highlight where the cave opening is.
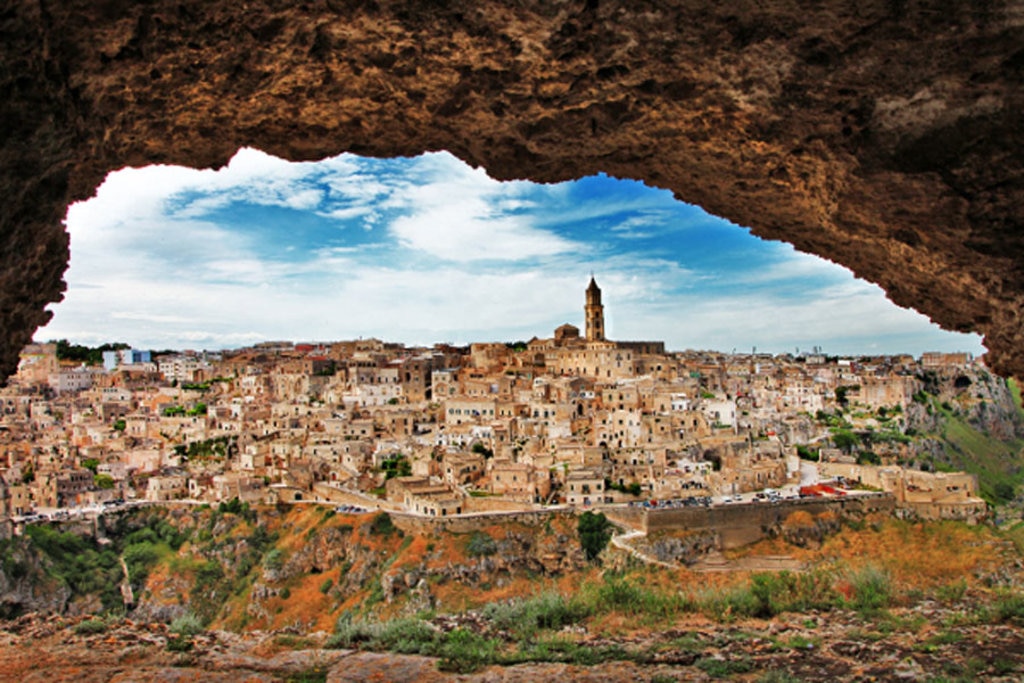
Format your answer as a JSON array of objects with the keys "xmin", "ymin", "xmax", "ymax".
[{"xmin": 37, "ymin": 148, "xmax": 983, "ymax": 359}]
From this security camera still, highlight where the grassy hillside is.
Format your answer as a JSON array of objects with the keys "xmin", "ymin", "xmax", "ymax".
[{"xmin": 926, "ymin": 399, "xmax": 1024, "ymax": 505}]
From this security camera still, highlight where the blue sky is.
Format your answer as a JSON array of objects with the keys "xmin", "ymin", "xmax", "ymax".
[{"xmin": 38, "ymin": 148, "xmax": 984, "ymax": 356}]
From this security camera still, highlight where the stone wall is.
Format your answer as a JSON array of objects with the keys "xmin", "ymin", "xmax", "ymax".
[
  {"xmin": 462, "ymin": 496, "xmax": 537, "ymax": 514},
  {"xmin": 643, "ymin": 494, "xmax": 896, "ymax": 549},
  {"xmin": 389, "ymin": 509, "xmax": 575, "ymax": 536}
]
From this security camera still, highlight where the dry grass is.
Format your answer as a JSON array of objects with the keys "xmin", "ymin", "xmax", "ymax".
[
  {"xmin": 782, "ymin": 510, "xmax": 816, "ymax": 528},
  {"xmin": 726, "ymin": 515, "xmax": 1012, "ymax": 593},
  {"xmin": 265, "ymin": 570, "xmax": 337, "ymax": 631},
  {"xmin": 147, "ymin": 504, "xmax": 1024, "ymax": 636}
]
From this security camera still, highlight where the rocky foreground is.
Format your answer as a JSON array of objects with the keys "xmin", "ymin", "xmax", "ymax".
[{"xmin": 2, "ymin": 606, "xmax": 1022, "ymax": 683}]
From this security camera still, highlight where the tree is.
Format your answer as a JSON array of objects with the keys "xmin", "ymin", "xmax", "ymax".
[
  {"xmin": 835, "ymin": 385, "xmax": 859, "ymax": 408},
  {"xmin": 81, "ymin": 458, "xmax": 100, "ymax": 473},
  {"xmin": 994, "ymin": 482, "xmax": 1016, "ymax": 503},
  {"xmin": 94, "ymin": 474, "xmax": 115, "ymax": 489},
  {"xmin": 577, "ymin": 511, "xmax": 613, "ymax": 562},
  {"xmin": 856, "ymin": 451, "xmax": 881, "ymax": 466},
  {"xmin": 832, "ymin": 429, "xmax": 860, "ymax": 453},
  {"xmin": 796, "ymin": 445, "xmax": 819, "ymax": 462},
  {"xmin": 380, "ymin": 453, "xmax": 411, "ymax": 479},
  {"xmin": 471, "ymin": 442, "xmax": 494, "ymax": 459}
]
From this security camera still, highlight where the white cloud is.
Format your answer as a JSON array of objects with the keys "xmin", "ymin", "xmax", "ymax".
[
  {"xmin": 38, "ymin": 148, "xmax": 986, "ymax": 356},
  {"xmin": 389, "ymin": 207, "xmax": 575, "ymax": 262},
  {"xmin": 382, "ymin": 154, "xmax": 578, "ymax": 262}
]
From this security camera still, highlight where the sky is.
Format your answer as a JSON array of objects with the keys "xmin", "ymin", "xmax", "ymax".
[{"xmin": 37, "ymin": 148, "xmax": 985, "ymax": 357}]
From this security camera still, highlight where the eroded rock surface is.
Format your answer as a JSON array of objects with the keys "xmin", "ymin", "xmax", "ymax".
[
  {"xmin": 2, "ymin": 0, "xmax": 1023, "ymax": 377},
  {"xmin": 2, "ymin": 611, "xmax": 1022, "ymax": 683}
]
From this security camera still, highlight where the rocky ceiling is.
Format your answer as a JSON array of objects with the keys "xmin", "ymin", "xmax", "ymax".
[{"xmin": 2, "ymin": 0, "xmax": 1023, "ymax": 380}]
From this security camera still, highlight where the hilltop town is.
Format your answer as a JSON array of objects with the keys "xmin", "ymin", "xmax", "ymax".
[{"xmin": 0, "ymin": 278, "xmax": 1009, "ymax": 531}]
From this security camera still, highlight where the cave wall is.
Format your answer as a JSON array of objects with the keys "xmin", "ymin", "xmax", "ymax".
[{"xmin": 2, "ymin": 0, "xmax": 1023, "ymax": 379}]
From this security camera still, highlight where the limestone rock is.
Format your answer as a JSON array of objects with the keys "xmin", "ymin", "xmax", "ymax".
[{"xmin": 2, "ymin": 1, "xmax": 1024, "ymax": 379}]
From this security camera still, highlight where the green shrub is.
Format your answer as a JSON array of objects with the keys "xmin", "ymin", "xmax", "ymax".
[
  {"xmin": 73, "ymin": 618, "xmax": 109, "ymax": 635},
  {"xmin": 796, "ymin": 445, "xmax": 819, "ymax": 462},
  {"xmin": 169, "ymin": 612, "xmax": 204, "ymax": 636},
  {"xmin": 465, "ymin": 531, "xmax": 498, "ymax": 557},
  {"xmin": 856, "ymin": 450, "xmax": 881, "ymax": 465},
  {"xmin": 516, "ymin": 636, "xmax": 628, "ymax": 666},
  {"xmin": 319, "ymin": 578, "xmax": 334, "ymax": 594},
  {"xmin": 166, "ymin": 634, "xmax": 193, "ymax": 652},
  {"xmin": 845, "ymin": 565, "xmax": 892, "ymax": 612},
  {"xmin": 696, "ymin": 655, "xmax": 753, "ymax": 677},
  {"xmin": 577, "ymin": 511, "xmax": 612, "ymax": 562},
  {"xmin": 696, "ymin": 583, "xmax": 761, "ymax": 621},
  {"xmin": 482, "ymin": 591, "xmax": 590, "ymax": 642},
  {"xmin": 988, "ymin": 590, "xmax": 1024, "ymax": 625},
  {"xmin": 369, "ymin": 512, "xmax": 398, "ymax": 537},
  {"xmin": 747, "ymin": 570, "xmax": 838, "ymax": 618},
  {"xmin": 936, "ymin": 578, "xmax": 967, "ymax": 605},
  {"xmin": 123, "ymin": 541, "xmax": 160, "ymax": 583},
  {"xmin": 326, "ymin": 615, "xmax": 382, "ymax": 648},
  {"xmin": 262, "ymin": 549, "xmax": 284, "ymax": 572},
  {"xmin": 372, "ymin": 618, "xmax": 440, "ymax": 654},
  {"xmin": 994, "ymin": 482, "xmax": 1017, "ymax": 503},
  {"xmin": 596, "ymin": 577, "xmax": 647, "ymax": 614},
  {"xmin": 437, "ymin": 628, "xmax": 500, "ymax": 673}
]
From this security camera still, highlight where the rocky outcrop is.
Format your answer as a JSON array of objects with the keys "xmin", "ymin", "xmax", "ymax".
[
  {"xmin": 771, "ymin": 510, "xmax": 843, "ymax": 549},
  {"xmin": 1, "ymin": 607, "xmax": 1023, "ymax": 683},
  {"xmin": 631, "ymin": 529, "xmax": 720, "ymax": 566},
  {"xmin": 383, "ymin": 529, "xmax": 587, "ymax": 605},
  {"xmin": 2, "ymin": 1, "xmax": 1024, "ymax": 379},
  {"xmin": 0, "ymin": 538, "xmax": 71, "ymax": 618}
]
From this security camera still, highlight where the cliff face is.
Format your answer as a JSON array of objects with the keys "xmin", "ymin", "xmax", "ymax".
[{"xmin": 2, "ymin": 0, "xmax": 1024, "ymax": 377}]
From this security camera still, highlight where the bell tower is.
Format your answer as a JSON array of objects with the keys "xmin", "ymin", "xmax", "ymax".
[{"xmin": 585, "ymin": 276, "xmax": 605, "ymax": 341}]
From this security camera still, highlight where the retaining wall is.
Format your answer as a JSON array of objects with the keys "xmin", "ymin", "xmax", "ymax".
[
  {"xmin": 389, "ymin": 508, "xmax": 576, "ymax": 536},
  {"xmin": 643, "ymin": 493, "xmax": 896, "ymax": 549}
]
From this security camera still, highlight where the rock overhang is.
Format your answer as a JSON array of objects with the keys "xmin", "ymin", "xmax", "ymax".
[{"xmin": 1, "ymin": 0, "xmax": 1022, "ymax": 378}]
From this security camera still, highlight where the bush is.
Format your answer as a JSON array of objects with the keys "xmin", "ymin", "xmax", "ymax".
[
  {"xmin": 696, "ymin": 656, "xmax": 753, "ymax": 677},
  {"xmin": 994, "ymin": 482, "xmax": 1017, "ymax": 503},
  {"xmin": 169, "ymin": 612, "xmax": 204, "ymax": 636},
  {"xmin": 465, "ymin": 531, "xmax": 498, "ymax": 557},
  {"xmin": 832, "ymin": 429, "xmax": 860, "ymax": 453},
  {"xmin": 166, "ymin": 634, "xmax": 193, "ymax": 652},
  {"xmin": 796, "ymin": 445, "xmax": 819, "ymax": 462},
  {"xmin": 596, "ymin": 577, "xmax": 647, "ymax": 614},
  {"xmin": 482, "ymin": 592, "xmax": 590, "ymax": 642},
  {"xmin": 747, "ymin": 571, "xmax": 838, "ymax": 618},
  {"xmin": 988, "ymin": 590, "xmax": 1024, "ymax": 625},
  {"xmin": 577, "ymin": 511, "xmax": 612, "ymax": 562},
  {"xmin": 368, "ymin": 512, "xmax": 398, "ymax": 537},
  {"xmin": 123, "ymin": 541, "xmax": 160, "ymax": 583},
  {"xmin": 319, "ymin": 578, "xmax": 334, "ymax": 594},
  {"xmin": 695, "ymin": 583, "xmax": 761, "ymax": 621},
  {"xmin": 844, "ymin": 565, "xmax": 892, "ymax": 612},
  {"xmin": 327, "ymin": 615, "xmax": 382, "ymax": 648},
  {"xmin": 371, "ymin": 618, "xmax": 440, "ymax": 654},
  {"xmin": 262, "ymin": 549, "xmax": 284, "ymax": 572},
  {"xmin": 438, "ymin": 628, "xmax": 500, "ymax": 673},
  {"xmin": 73, "ymin": 618, "xmax": 109, "ymax": 635},
  {"xmin": 856, "ymin": 451, "xmax": 881, "ymax": 466}
]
